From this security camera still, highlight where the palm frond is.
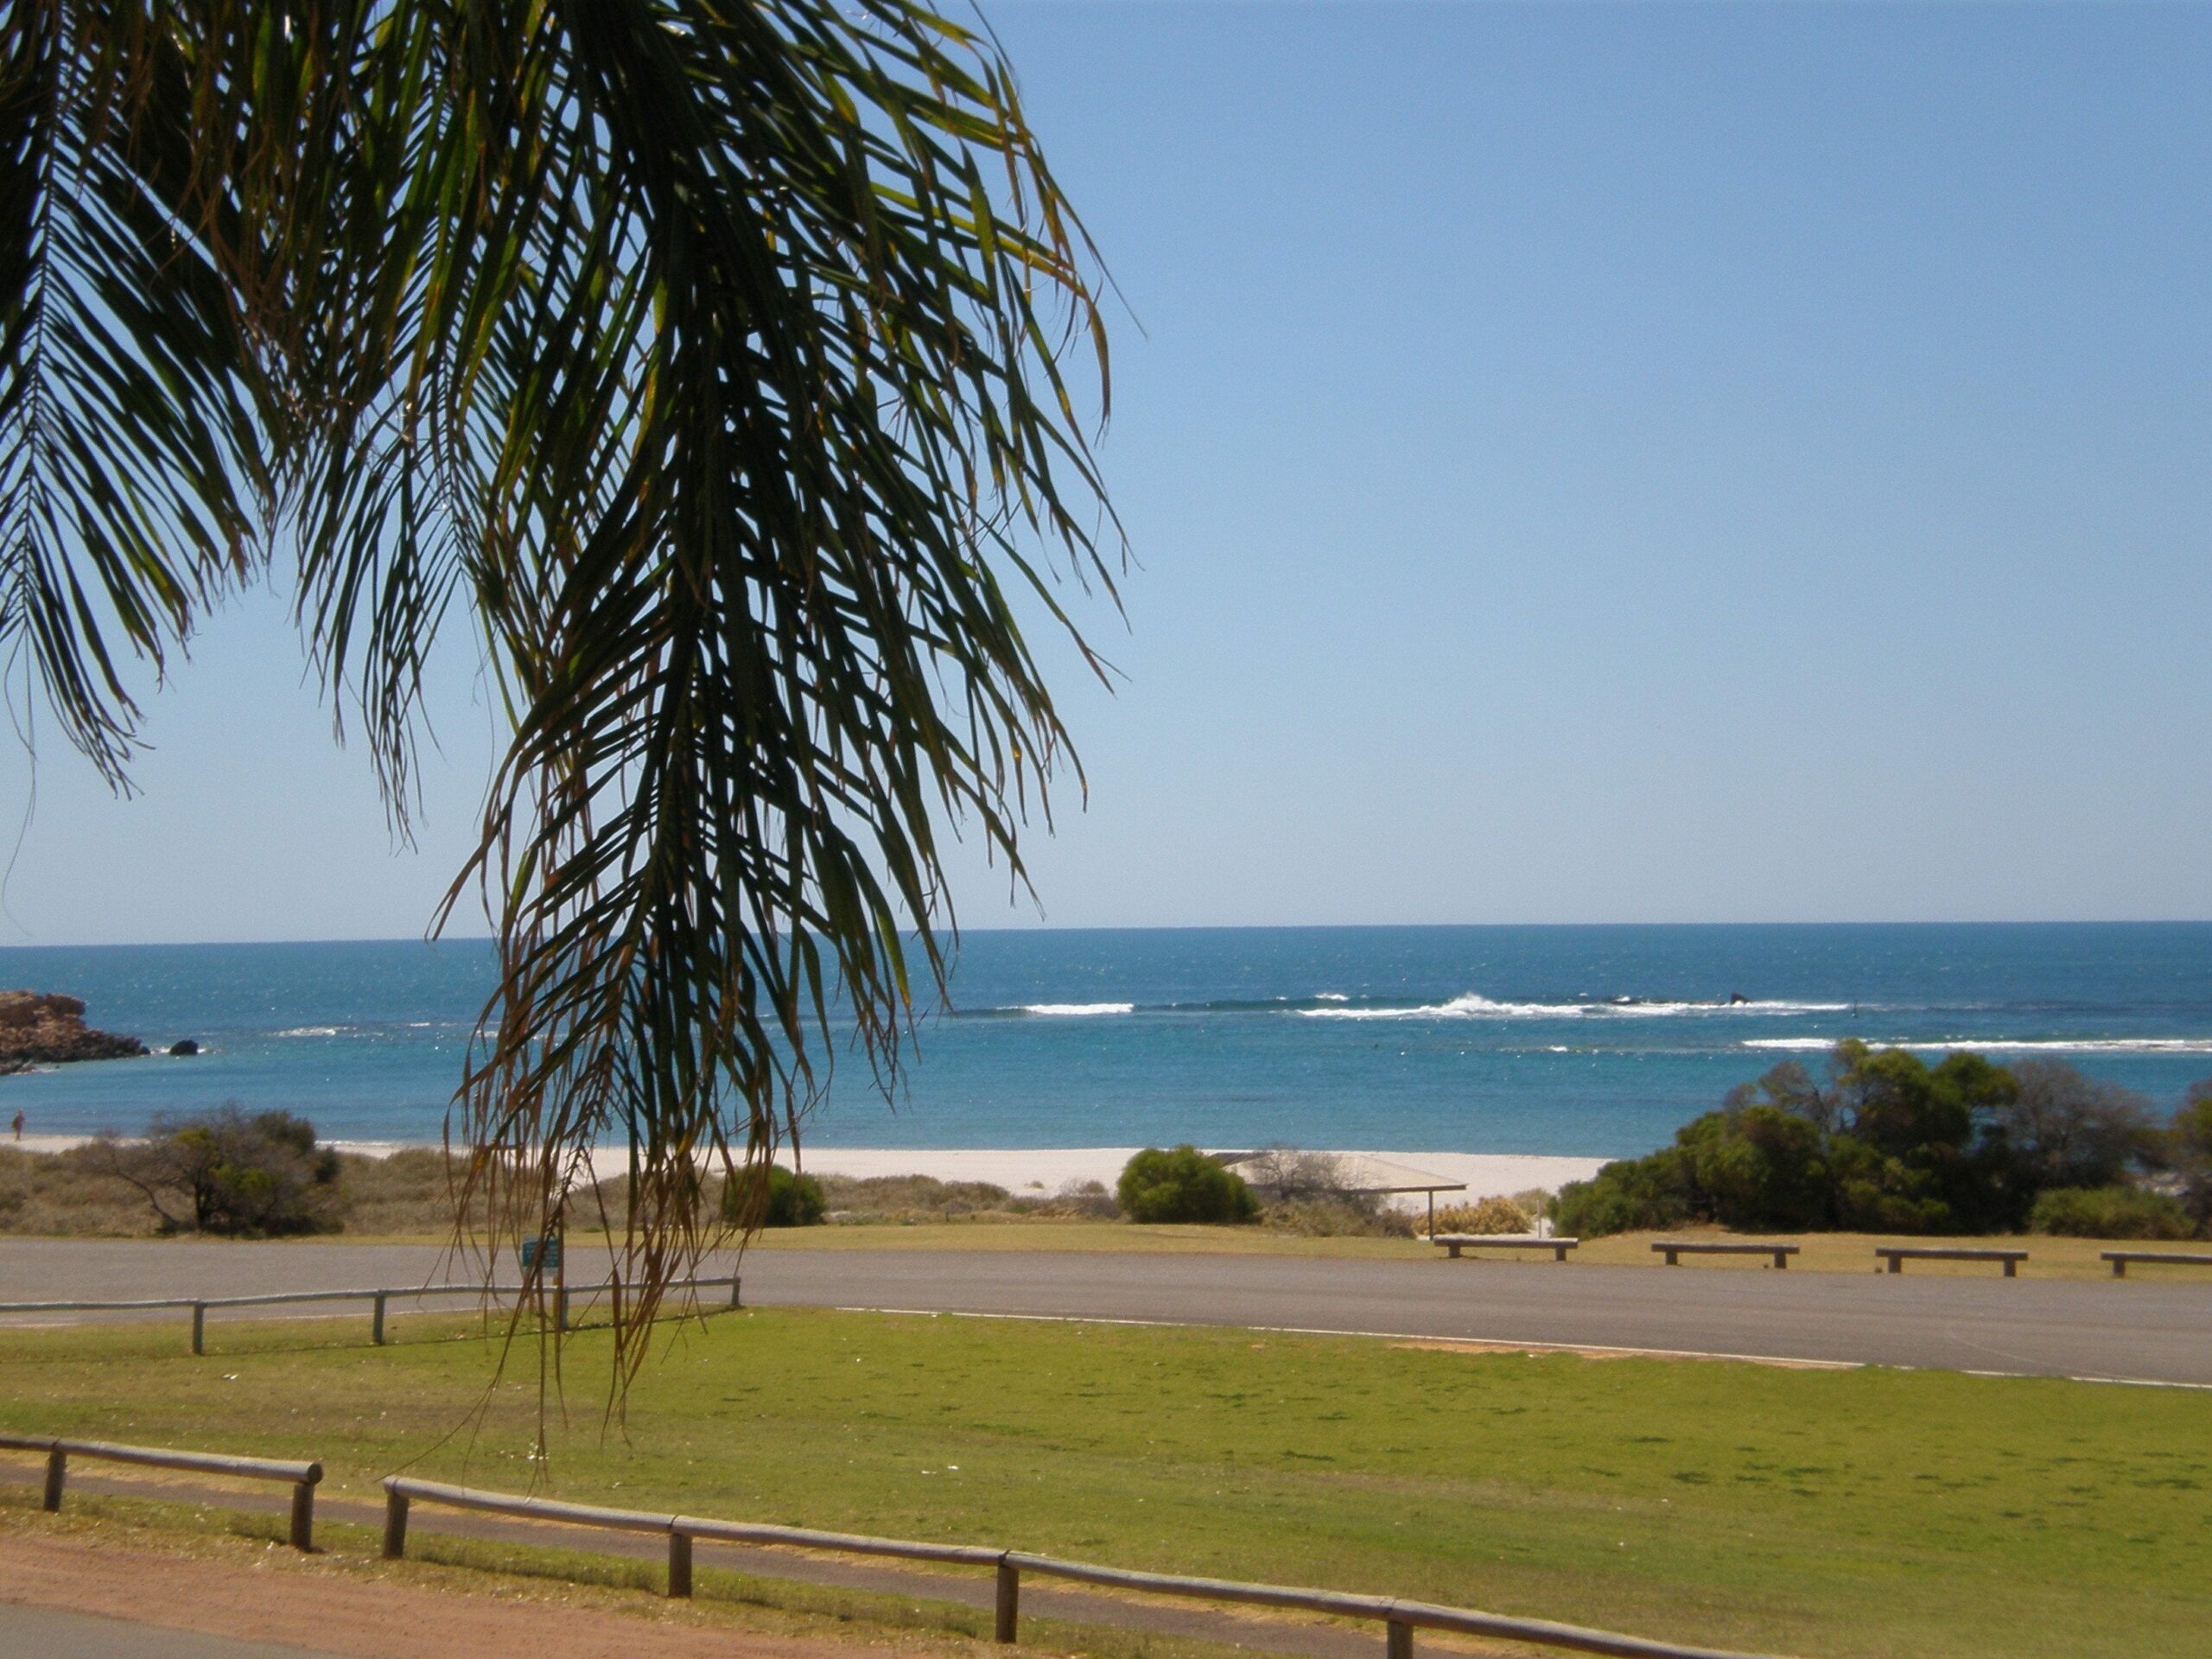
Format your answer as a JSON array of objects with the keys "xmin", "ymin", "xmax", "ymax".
[{"xmin": 3, "ymin": 0, "xmax": 1115, "ymax": 1390}]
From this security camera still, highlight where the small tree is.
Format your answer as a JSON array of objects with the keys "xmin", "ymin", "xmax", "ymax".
[
  {"xmin": 99, "ymin": 1108, "xmax": 342, "ymax": 1236},
  {"xmin": 2171, "ymin": 1081, "xmax": 2212, "ymax": 1229},
  {"xmin": 1987, "ymin": 1060, "xmax": 2156, "ymax": 1193},
  {"xmin": 721, "ymin": 1165, "xmax": 825, "ymax": 1229},
  {"xmin": 1234, "ymin": 1146, "xmax": 1353, "ymax": 1201},
  {"xmin": 1117, "ymin": 1147, "xmax": 1260, "ymax": 1224}
]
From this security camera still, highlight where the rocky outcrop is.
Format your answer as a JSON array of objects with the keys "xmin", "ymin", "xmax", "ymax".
[{"xmin": 0, "ymin": 992, "xmax": 148, "ymax": 1065}]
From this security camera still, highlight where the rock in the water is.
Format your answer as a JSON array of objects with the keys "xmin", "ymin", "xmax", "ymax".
[
  {"xmin": 168, "ymin": 1039, "xmax": 200, "ymax": 1057},
  {"xmin": 0, "ymin": 991, "xmax": 148, "ymax": 1065}
]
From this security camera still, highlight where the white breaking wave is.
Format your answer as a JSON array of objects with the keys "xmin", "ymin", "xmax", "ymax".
[
  {"xmin": 1017, "ymin": 1002, "xmax": 1135, "ymax": 1017},
  {"xmin": 1743, "ymin": 1036, "xmax": 2212, "ymax": 1056},
  {"xmin": 1300, "ymin": 993, "xmax": 1850, "ymax": 1022},
  {"xmin": 1315, "ymin": 992, "xmax": 1350, "ymax": 1002},
  {"xmin": 274, "ymin": 1026, "xmax": 342, "ymax": 1038}
]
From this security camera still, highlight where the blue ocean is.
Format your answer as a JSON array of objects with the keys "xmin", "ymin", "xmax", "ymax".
[{"xmin": 3, "ymin": 925, "xmax": 2209, "ymax": 1157}]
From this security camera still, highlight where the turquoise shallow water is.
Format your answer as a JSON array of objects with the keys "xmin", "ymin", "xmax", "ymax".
[{"xmin": 3, "ymin": 924, "xmax": 2209, "ymax": 1157}]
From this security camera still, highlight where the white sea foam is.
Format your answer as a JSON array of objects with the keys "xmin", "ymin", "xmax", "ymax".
[
  {"xmin": 1017, "ymin": 1002, "xmax": 1135, "ymax": 1017},
  {"xmin": 1315, "ymin": 992, "xmax": 1350, "ymax": 1002},
  {"xmin": 274, "ymin": 1026, "xmax": 343, "ymax": 1038},
  {"xmin": 1300, "ymin": 993, "xmax": 1850, "ymax": 1022},
  {"xmin": 1743, "ymin": 1036, "xmax": 2212, "ymax": 1055}
]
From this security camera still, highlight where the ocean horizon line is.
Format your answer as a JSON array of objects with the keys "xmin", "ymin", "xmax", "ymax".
[{"xmin": 7, "ymin": 917, "xmax": 2212, "ymax": 954}]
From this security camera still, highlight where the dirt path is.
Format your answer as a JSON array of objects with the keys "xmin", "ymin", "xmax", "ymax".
[
  {"xmin": 0, "ymin": 1465, "xmax": 1392, "ymax": 1659},
  {"xmin": 0, "ymin": 1528, "xmax": 874, "ymax": 1659}
]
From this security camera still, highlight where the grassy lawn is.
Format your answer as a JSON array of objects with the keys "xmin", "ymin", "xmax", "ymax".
[{"xmin": 2, "ymin": 1309, "xmax": 2206, "ymax": 1659}]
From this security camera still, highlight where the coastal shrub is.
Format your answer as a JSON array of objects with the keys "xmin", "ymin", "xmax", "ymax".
[
  {"xmin": 1427, "ymin": 1196, "xmax": 1531, "ymax": 1236},
  {"xmin": 1551, "ymin": 1154, "xmax": 1692, "ymax": 1238},
  {"xmin": 1117, "ymin": 1147, "xmax": 1259, "ymax": 1224},
  {"xmin": 2029, "ymin": 1185, "xmax": 2194, "ymax": 1241},
  {"xmin": 1018, "ymin": 1179, "xmax": 1121, "ymax": 1221},
  {"xmin": 1233, "ymin": 1146, "xmax": 1352, "ymax": 1200},
  {"xmin": 1555, "ymin": 1046, "xmax": 2206, "ymax": 1239},
  {"xmin": 1264, "ymin": 1197, "xmax": 1415, "ymax": 1237},
  {"xmin": 2171, "ymin": 1081, "xmax": 2212, "ymax": 1226},
  {"xmin": 334, "ymin": 1147, "xmax": 461, "ymax": 1236},
  {"xmin": 0, "ymin": 1144, "xmax": 167, "ymax": 1235},
  {"xmin": 814, "ymin": 1173, "xmax": 1012, "ymax": 1222},
  {"xmin": 1675, "ymin": 1104, "xmax": 1834, "ymax": 1230},
  {"xmin": 721, "ymin": 1165, "xmax": 825, "ymax": 1229},
  {"xmin": 1233, "ymin": 1144, "xmax": 1408, "ymax": 1235},
  {"xmin": 96, "ymin": 1107, "xmax": 343, "ymax": 1236},
  {"xmin": 1989, "ymin": 1061, "xmax": 2158, "ymax": 1194}
]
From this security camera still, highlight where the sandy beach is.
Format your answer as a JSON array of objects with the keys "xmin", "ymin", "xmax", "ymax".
[
  {"xmin": 322, "ymin": 1142, "xmax": 1604, "ymax": 1199},
  {"xmin": 12, "ymin": 1133, "xmax": 1603, "ymax": 1203}
]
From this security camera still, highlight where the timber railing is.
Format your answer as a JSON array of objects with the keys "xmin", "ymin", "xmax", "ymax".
[
  {"xmin": 0, "ymin": 1432, "xmax": 322, "ymax": 1549},
  {"xmin": 381, "ymin": 1475, "xmax": 1786, "ymax": 1659},
  {"xmin": 0, "ymin": 1274, "xmax": 742, "ymax": 1354}
]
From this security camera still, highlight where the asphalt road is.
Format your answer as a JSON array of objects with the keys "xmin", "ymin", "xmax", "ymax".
[{"xmin": 2, "ymin": 1238, "xmax": 2207, "ymax": 1382}]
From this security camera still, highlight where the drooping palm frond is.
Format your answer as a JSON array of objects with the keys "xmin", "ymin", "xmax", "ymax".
[{"xmin": 0, "ymin": 0, "xmax": 1115, "ymax": 1385}]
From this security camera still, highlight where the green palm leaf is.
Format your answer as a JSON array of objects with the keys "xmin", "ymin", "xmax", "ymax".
[{"xmin": 0, "ymin": 0, "xmax": 1116, "ymax": 1386}]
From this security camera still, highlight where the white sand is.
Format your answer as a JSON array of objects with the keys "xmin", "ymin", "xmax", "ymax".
[
  {"xmin": 11, "ymin": 1133, "xmax": 1603, "ymax": 1202},
  {"xmin": 592, "ymin": 1145, "xmax": 1604, "ymax": 1200}
]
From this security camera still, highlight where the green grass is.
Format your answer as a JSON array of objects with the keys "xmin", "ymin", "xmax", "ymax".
[{"xmin": 2, "ymin": 1309, "xmax": 2206, "ymax": 1659}]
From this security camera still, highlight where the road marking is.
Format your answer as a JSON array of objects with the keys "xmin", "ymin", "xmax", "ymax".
[
  {"xmin": 822, "ymin": 1302, "xmax": 2212, "ymax": 1388},
  {"xmin": 831, "ymin": 1304, "xmax": 1864, "ymax": 1369}
]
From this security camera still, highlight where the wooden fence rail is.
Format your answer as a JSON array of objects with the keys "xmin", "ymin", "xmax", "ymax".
[
  {"xmin": 0, "ymin": 1433, "xmax": 321, "ymax": 1549},
  {"xmin": 0, "ymin": 1275, "xmax": 741, "ymax": 1353},
  {"xmin": 380, "ymin": 1476, "xmax": 1783, "ymax": 1659}
]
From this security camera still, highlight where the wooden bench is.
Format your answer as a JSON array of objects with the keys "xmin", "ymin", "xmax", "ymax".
[
  {"xmin": 1432, "ymin": 1234, "xmax": 1578, "ymax": 1262},
  {"xmin": 1652, "ymin": 1241, "xmax": 1800, "ymax": 1269},
  {"xmin": 1875, "ymin": 1246, "xmax": 2028, "ymax": 1277},
  {"xmin": 2101, "ymin": 1249, "xmax": 2212, "ymax": 1279}
]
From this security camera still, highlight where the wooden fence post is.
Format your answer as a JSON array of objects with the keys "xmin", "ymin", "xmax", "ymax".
[
  {"xmin": 41, "ymin": 1446, "xmax": 65, "ymax": 1512},
  {"xmin": 668, "ymin": 1529, "xmax": 693, "ymax": 1598},
  {"xmin": 289, "ymin": 1479, "xmax": 316, "ymax": 1552},
  {"xmin": 372, "ymin": 1291, "xmax": 388, "ymax": 1345},
  {"xmin": 382, "ymin": 1489, "xmax": 410, "ymax": 1559},
  {"xmin": 995, "ymin": 1558, "xmax": 1020, "ymax": 1643},
  {"xmin": 190, "ymin": 1302, "xmax": 206, "ymax": 1356},
  {"xmin": 1388, "ymin": 1618, "xmax": 1414, "ymax": 1659}
]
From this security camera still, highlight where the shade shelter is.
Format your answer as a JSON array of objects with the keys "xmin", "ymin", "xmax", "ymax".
[{"xmin": 1214, "ymin": 1151, "xmax": 1468, "ymax": 1233}]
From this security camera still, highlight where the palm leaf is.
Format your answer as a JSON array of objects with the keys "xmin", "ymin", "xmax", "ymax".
[{"xmin": 0, "ymin": 0, "xmax": 1116, "ymax": 1392}]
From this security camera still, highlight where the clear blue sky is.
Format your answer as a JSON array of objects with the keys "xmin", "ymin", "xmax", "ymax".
[{"xmin": 6, "ymin": 3, "xmax": 2208, "ymax": 944}]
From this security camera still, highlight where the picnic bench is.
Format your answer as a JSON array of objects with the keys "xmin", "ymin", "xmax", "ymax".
[
  {"xmin": 2101, "ymin": 1249, "xmax": 2212, "ymax": 1279},
  {"xmin": 1652, "ymin": 1241, "xmax": 1800, "ymax": 1269},
  {"xmin": 1432, "ymin": 1234, "xmax": 1578, "ymax": 1262},
  {"xmin": 1874, "ymin": 1246, "xmax": 2028, "ymax": 1277}
]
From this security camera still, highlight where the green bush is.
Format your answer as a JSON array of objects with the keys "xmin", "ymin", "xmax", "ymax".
[
  {"xmin": 721, "ymin": 1164, "xmax": 825, "ymax": 1228},
  {"xmin": 2029, "ymin": 1185, "xmax": 2195, "ymax": 1241},
  {"xmin": 1551, "ymin": 1153, "xmax": 1692, "ymax": 1237},
  {"xmin": 1676, "ymin": 1104, "xmax": 1834, "ymax": 1230},
  {"xmin": 1558, "ymin": 1046, "xmax": 2196, "ymax": 1240},
  {"xmin": 95, "ymin": 1107, "xmax": 343, "ymax": 1236},
  {"xmin": 1116, "ymin": 1146, "xmax": 1259, "ymax": 1224}
]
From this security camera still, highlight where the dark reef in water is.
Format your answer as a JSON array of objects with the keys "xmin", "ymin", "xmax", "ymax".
[{"xmin": 0, "ymin": 991, "xmax": 148, "ymax": 1071}]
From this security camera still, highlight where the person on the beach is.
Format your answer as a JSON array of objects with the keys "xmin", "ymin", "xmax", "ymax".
[{"xmin": 10, "ymin": 1109, "xmax": 21, "ymax": 1141}]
